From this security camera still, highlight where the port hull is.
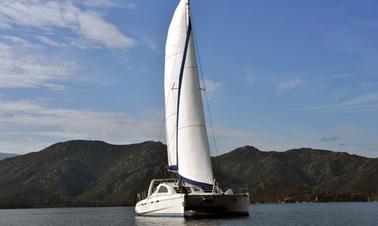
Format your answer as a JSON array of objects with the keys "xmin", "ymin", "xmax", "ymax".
[{"xmin": 184, "ymin": 194, "xmax": 250, "ymax": 217}]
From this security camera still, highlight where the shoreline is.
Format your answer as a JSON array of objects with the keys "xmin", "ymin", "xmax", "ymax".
[{"xmin": 1, "ymin": 200, "xmax": 377, "ymax": 210}]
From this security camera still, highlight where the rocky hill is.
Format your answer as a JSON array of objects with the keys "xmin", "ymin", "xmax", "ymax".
[
  {"xmin": 213, "ymin": 146, "xmax": 378, "ymax": 203},
  {"xmin": 0, "ymin": 140, "xmax": 376, "ymax": 208}
]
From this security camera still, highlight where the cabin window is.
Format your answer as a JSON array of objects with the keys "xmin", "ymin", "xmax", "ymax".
[{"xmin": 157, "ymin": 186, "xmax": 168, "ymax": 193}]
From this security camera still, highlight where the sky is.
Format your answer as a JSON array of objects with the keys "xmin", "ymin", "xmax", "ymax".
[{"xmin": 0, "ymin": 0, "xmax": 377, "ymax": 157}]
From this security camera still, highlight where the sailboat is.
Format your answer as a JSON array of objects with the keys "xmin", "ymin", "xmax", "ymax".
[{"xmin": 135, "ymin": 0, "xmax": 250, "ymax": 217}]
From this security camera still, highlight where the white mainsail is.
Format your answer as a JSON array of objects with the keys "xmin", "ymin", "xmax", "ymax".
[
  {"xmin": 164, "ymin": 0, "xmax": 214, "ymax": 188},
  {"xmin": 164, "ymin": 0, "xmax": 185, "ymax": 170}
]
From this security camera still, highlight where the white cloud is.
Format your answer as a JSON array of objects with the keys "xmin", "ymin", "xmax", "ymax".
[
  {"xmin": 81, "ymin": 0, "xmax": 136, "ymax": 9},
  {"xmin": 0, "ymin": 42, "xmax": 76, "ymax": 89},
  {"xmin": 0, "ymin": 17, "xmax": 10, "ymax": 28},
  {"xmin": 202, "ymin": 79, "xmax": 222, "ymax": 100},
  {"xmin": 0, "ymin": 0, "xmax": 139, "ymax": 90},
  {"xmin": 310, "ymin": 92, "xmax": 378, "ymax": 112},
  {"xmin": 43, "ymin": 83, "xmax": 66, "ymax": 91},
  {"xmin": 343, "ymin": 92, "xmax": 378, "ymax": 106},
  {"xmin": 0, "ymin": 98, "xmax": 273, "ymax": 155},
  {"xmin": 0, "ymin": 99, "xmax": 161, "ymax": 154},
  {"xmin": 334, "ymin": 92, "xmax": 378, "ymax": 111},
  {"xmin": 0, "ymin": 0, "xmax": 135, "ymax": 50},
  {"xmin": 37, "ymin": 35, "xmax": 67, "ymax": 48},
  {"xmin": 277, "ymin": 78, "xmax": 303, "ymax": 93},
  {"xmin": 204, "ymin": 79, "xmax": 222, "ymax": 93},
  {"xmin": 2, "ymin": 35, "xmax": 34, "ymax": 47}
]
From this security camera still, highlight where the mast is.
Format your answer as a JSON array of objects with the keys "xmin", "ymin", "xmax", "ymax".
[{"xmin": 186, "ymin": 0, "xmax": 190, "ymax": 21}]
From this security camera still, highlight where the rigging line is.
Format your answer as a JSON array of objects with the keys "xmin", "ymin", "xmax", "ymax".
[{"xmin": 191, "ymin": 12, "xmax": 219, "ymax": 160}]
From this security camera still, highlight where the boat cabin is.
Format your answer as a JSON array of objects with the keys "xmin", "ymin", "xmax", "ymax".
[{"xmin": 147, "ymin": 179, "xmax": 206, "ymax": 198}]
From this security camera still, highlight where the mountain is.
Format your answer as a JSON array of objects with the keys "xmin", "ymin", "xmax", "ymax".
[
  {"xmin": 0, "ymin": 153, "xmax": 18, "ymax": 160},
  {"xmin": 213, "ymin": 146, "xmax": 378, "ymax": 203},
  {"xmin": 0, "ymin": 140, "xmax": 376, "ymax": 208},
  {"xmin": 0, "ymin": 140, "xmax": 167, "ymax": 208}
]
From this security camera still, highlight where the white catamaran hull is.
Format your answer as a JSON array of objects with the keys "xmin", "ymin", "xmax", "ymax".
[
  {"xmin": 135, "ymin": 194, "xmax": 185, "ymax": 217},
  {"xmin": 135, "ymin": 193, "xmax": 249, "ymax": 217}
]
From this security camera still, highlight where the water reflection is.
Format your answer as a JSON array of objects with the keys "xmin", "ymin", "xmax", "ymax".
[{"xmin": 135, "ymin": 216, "xmax": 219, "ymax": 226}]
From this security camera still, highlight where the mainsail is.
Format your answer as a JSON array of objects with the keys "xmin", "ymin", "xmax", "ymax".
[{"xmin": 164, "ymin": 0, "xmax": 214, "ymax": 188}]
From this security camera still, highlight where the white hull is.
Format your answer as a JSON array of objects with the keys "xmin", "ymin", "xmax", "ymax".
[
  {"xmin": 135, "ymin": 194, "xmax": 185, "ymax": 217},
  {"xmin": 135, "ymin": 193, "xmax": 249, "ymax": 217}
]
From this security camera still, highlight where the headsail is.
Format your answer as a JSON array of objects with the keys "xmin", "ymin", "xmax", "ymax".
[{"xmin": 164, "ymin": 0, "xmax": 214, "ymax": 188}]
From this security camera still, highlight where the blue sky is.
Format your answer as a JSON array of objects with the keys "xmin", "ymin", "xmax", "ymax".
[{"xmin": 0, "ymin": 0, "xmax": 377, "ymax": 157}]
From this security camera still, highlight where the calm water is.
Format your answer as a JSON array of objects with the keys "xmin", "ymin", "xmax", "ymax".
[{"xmin": 0, "ymin": 203, "xmax": 377, "ymax": 226}]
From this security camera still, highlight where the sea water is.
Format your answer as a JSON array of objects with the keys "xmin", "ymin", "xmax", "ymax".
[{"xmin": 0, "ymin": 202, "xmax": 377, "ymax": 226}]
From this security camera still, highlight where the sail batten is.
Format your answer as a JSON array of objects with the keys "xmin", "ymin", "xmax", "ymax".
[{"xmin": 165, "ymin": 0, "xmax": 214, "ymax": 187}]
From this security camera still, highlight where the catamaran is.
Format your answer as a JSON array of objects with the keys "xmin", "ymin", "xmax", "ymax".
[{"xmin": 135, "ymin": 0, "xmax": 250, "ymax": 217}]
